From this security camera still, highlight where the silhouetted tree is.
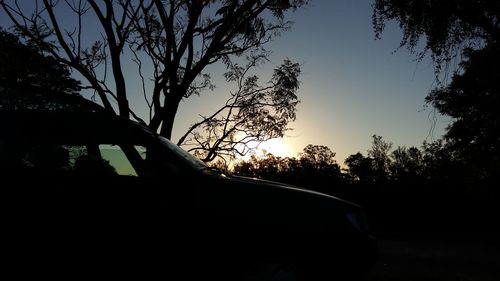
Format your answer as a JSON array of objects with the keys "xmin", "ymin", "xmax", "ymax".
[
  {"xmin": 367, "ymin": 134, "xmax": 392, "ymax": 182},
  {"xmin": 180, "ymin": 55, "xmax": 300, "ymax": 162},
  {"xmin": 280, "ymin": 156, "xmax": 303, "ymax": 182},
  {"xmin": 426, "ymin": 43, "xmax": 500, "ymax": 179},
  {"xmin": 232, "ymin": 156, "xmax": 258, "ymax": 178},
  {"xmin": 373, "ymin": 0, "xmax": 500, "ymax": 73},
  {"xmin": 421, "ymin": 139, "xmax": 463, "ymax": 182},
  {"xmin": 344, "ymin": 152, "xmax": 376, "ymax": 183},
  {"xmin": 299, "ymin": 144, "xmax": 337, "ymax": 168},
  {"xmin": 233, "ymin": 144, "xmax": 343, "ymax": 192},
  {"xmin": 374, "ymin": 0, "xmax": 500, "ymax": 182},
  {"xmin": 389, "ymin": 146, "xmax": 424, "ymax": 182},
  {"xmin": 207, "ymin": 159, "xmax": 231, "ymax": 175},
  {"xmin": 233, "ymin": 152, "xmax": 289, "ymax": 182},
  {"xmin": 1, "ymin": 0, "xmax": 308, "ymax": 157},
  {"xmin": 298, "ymin": 144, "xmax": 342, "ymax": 191},
  {"xmin": 0, "ymin": 29, "xmax": 80, "ymax": 94}
]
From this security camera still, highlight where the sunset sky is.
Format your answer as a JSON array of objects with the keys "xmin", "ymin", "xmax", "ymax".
[
  {"xmin": 174, "ymin": 0, "xmax": 450, "ymax": 162},
  {"xmin": 1, "ymin": 1, "xmax": 451, "ymax": 164}
]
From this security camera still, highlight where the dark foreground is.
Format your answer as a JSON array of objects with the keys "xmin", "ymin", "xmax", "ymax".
[{"xmin": 367, "ymin": 232, "xmax": 499, "ymax": 281}]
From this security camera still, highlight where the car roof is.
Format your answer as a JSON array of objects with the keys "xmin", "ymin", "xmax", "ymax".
[
  {"xmin": 1, "ymin": 111, "xmax": 154, "ymax": 144},
  {"xmin": 0, "ymin": 86, "xmax": 106, "ymax": 113},
  {"xmin": 0, "ymin": 87, "xmax": 153, "ymax": 144}
]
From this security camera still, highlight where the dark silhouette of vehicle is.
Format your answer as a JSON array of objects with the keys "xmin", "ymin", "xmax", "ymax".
[{"xmin": 1, "ymin": 91, "xmax": 377, "ymax": 280}]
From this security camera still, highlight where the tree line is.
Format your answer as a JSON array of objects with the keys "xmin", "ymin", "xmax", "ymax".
[
  {"xmin": 227, "ymin": 134, "xmax": 497, "ymax": 195},
  {"xmin": 226, "ymin": 135, "xmax": 497, "ymax": 232}
]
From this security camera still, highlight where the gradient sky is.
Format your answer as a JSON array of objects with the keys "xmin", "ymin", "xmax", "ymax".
[
  {"xmin": 1, "ymin": 1, "xmax": 450, "ymax": 164},
  {"xmin": 174, "ymin": 0, "xmax": 450, "ymax": 163}
]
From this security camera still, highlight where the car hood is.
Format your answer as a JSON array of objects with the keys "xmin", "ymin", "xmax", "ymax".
[
  {"xmin": 227, "ymin": 175, "xmax": 360, "ymax": 209},
  {"xmin": 196, "ymin": 173, "xmax": 361, "ymax": 218},
  {"xmin": 191, "ymin": 174, "xmax": 363, "ymax": 231}
]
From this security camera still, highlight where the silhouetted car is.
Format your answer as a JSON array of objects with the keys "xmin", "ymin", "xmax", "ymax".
[{"xmin": 1, "ymin": 90, "xmax": 377, "ymax": 280}]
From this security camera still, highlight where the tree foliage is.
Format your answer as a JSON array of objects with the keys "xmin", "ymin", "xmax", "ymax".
[
  {"xmin": 230, "ymin": 133, "xmax": 497, "ymax": 196},
  {"xmin": 179, "ymin": 54, "xmax": 300, "ymax": 163},
  {"xmin": 420, "ymin": 139, "xmax": 460, "ymax": 181},
  {"xmin": 373, "ymin": 0, "xmax": 500, "ymax": 180},
  {"xmin": 299, "ymin": 144, "xmax": 336, "ymax": 168},
  {"xmin": 367, "ymin": 134, "xmax": 392, "ymax": 181},
  {"xmin": 0, "ymin": 29, "xmax": 80, "ymax": 94},
  {"xmin": 233, "ymin": 144, "xmax": 342, "ymax": 192},
  {"xmin": 298, "ymin": 144, "xmax": 341, "ymax": 186},
  {"xmin": 390, "ymin": 146, "xmax": 423, "ymax": 182},
  {"xmin": 426, "ymin": 43, "xmax": 500, "ymax": 176},
  {"xmin": 344, "ymin": 152, "xmax": 376, "ymax": 183},
  {"xmin": 373, "ymin": 0, "xmax": 500, "ymax": 72}
]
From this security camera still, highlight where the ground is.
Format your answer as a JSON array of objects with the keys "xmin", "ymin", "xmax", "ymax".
[{"xmin": 367, "ymin": 232, "xmax": 500, "ymax": 281}]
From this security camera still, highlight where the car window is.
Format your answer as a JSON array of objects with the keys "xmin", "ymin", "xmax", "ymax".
[
  {"xmin": 7, "ymin": 133, "xmax": 190, "ymax": 178},
  {"xmin": 135, "ymin": 145, "xmax": 147, "ymax": 160},
  {"xmin": 1, "ymin": 112, "xmax": 220, "ymax": 179},
  {"xmin": 99, "ymin": 144, "xmax": 138, "ymax": 176},
  {"xmin": 21, "ymin": 144, "xmax": 124, "ymax": 176}
]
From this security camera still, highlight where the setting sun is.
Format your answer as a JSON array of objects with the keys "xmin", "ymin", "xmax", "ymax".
[{"xmin": 252, "ymin": 138, "xmax": 292, "ymax": 158}]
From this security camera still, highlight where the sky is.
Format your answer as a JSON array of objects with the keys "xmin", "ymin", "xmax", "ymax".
[
  {"xmin": 174, "ymin": 0, "xmax": 449, "ymax": 163},
  {"xmin": 0, "ymin": 1, "xmax": 450, "ymax": 164}
]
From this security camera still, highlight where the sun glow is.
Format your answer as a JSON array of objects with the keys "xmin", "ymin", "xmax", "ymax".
[
  {"xmin": 259, "ymin": 138, "xmax": 290, "ymax": 156},
  {"xmin": 241, "ymin": 137, "xmax": 292, "ymax": 160}
]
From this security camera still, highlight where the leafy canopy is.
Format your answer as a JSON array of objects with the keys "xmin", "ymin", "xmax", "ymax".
[{"xmin": 373, "ymin": 0, "xmax": 500, "ymax": 73}]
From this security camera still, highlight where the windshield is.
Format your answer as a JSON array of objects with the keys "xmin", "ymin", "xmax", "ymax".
[{"xmin": 156, "ymin": 136, "xmax": 209, "ymax": 171}]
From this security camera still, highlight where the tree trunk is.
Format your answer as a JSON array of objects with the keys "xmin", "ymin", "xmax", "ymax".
[
  {"xmin": 109, "ymin": 46, "xmax": 129, "ymax": 119},
  {"xmin": 160, "ymin": 94, "xmax": 182, "ymax": 140}
]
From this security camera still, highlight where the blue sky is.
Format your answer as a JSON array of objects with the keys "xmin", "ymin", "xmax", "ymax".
[{"xmin": 1, "ymin": 1, "xmax": 450, "ymax": 164}]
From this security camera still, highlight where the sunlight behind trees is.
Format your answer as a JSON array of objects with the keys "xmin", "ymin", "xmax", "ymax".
[
  {"xmin": 236, "ymin": 137, "xmax": 292, "ymax": 160},
  {"xmin": 252, "ymin": 137, "xmax": 292, "ymax": 158}
]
